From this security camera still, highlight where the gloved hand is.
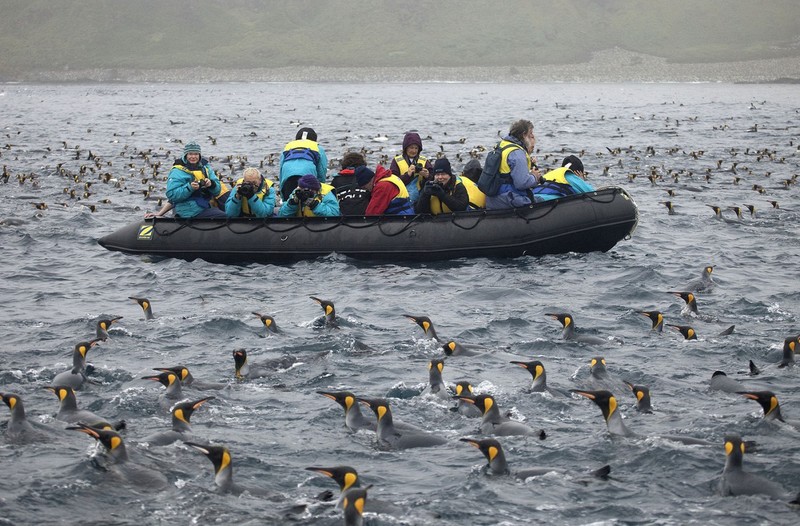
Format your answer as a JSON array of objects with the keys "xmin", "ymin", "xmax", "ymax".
[
  {"xmin": 303, "ymin": 197, "xmax": 320, "ymax": 210},
  {"xmin": 429, "ymin": 183, "xmax": 445, "ymax": 197},
  {"xmin": 422, "ymin": 181, "xmax": 436, "ymax": 195},
  {"xmin": 288, "ymin": 192, "xmax": 301, "ymax": 205}
]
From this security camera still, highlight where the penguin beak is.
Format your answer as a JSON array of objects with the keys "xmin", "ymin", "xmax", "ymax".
[{"xmin": 571, "ymin": 390, "xmax": 596, "ymax": 400}]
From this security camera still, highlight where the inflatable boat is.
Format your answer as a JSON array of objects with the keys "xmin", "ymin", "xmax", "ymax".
[{"xmin": 98, "ymin": 187, "xmax": 638, "ymax": 263}]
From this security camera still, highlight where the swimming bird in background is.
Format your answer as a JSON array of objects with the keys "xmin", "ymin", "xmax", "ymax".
[
  {"xmin": 623, "ymin": 381, "xmax": 653, "ymax": 413},
  {"xmin": 509, "ymin": 360, "xmax": 570, "ymax": 397},
  {"xmin": 342, "ymin": 486, "xmax": 371, "ymax": 526},
  {"xmin": 422, "ymin": 358, "xmax": 450, "ymax": 400},
  {"xmin": 45, "ymin": 385, "xmax": 123, "ymax": 429},
  {"xmin": 310, "ymin": 296, "xmax": 337, "ymax": 327},
  {"xmin": 452, "ymin": 381, "xmax": 483, "ymax": 417},
  {"xmin": 441, "ymin": 340, "xmax": 482, "ymax": 357},
  {"xmin": 152, "ymin": 365, "xmax": 227, "ymax": 390},
  {"xmin": 51, "ymin": 339, "xmax": 102, "ymax": 390},
  {"xmin": 737, "ymin": 391, "xmax": 800, "ymax": 430},
  {"xmin": 460, "ymin": 437, "xmax": 610, "ymax": 480},
  {"xmin": 232, "ymin": 348, "xmax": 298, "ymax": 380},
  {"xmin": 707, "ymin": 205, "xmax": 723, "ymax": 219},
  {"xmin": 403, "ymin": 314, "xmax": 440, "ymax": 341},
  {"xmin": 545, "ymin": 312, "xmax": 607, "ymax": 345},
  {"xmin": 184, "ymin": 442, "xmax": 272, "ymax": 496},
  {"xmin": 305, "ymin": 466, "xmax": 399, "ymax": 515},
  {"xmin": 718, "ymin": 434, "xmax": 800, "ymax": 502},
  {"xmin": 129, "ymin": 296, "xmax": 155, "ymax": 319},
  {"xmin": 684, "ymin": 266, "xmax": 716, "ymax": 292},
  {"xmin": 709, "ymin": 371, "xmax": 750, "ymax": 393},
  {"xmin": 778, "ymin": 335, "xmax": 796, "ymax": 368},
  {"xmin": 317, "ymin": 390, "xmax": 376, "ymax": 432},
  {"xmin": 140, "ymin": 397, "xmax": 214, "ymax": 446},
  {"xmin": 640, "ymin": 310, "xmax": 664, "ymax": 332},
  {"xmin": 95, "ymin": 316, "xmax": 122, "ymax": 341},
  {"xmin": 1, "ymin": 393, "xmax": 54, "ymax": 442},
  {"xmin": 660, "ymin": 201, "xmax": 676, "ymax": 215},
  {"xmin": 141, "ymin": 371, "xmax": 184, "ymax": 411},
  {"xmin": 743, "ymin": 204, "xmax": 756, "ymax": 217},
  {"xmin": 252, "ymin": 311, "xmax": 279, "ymax": 334}
]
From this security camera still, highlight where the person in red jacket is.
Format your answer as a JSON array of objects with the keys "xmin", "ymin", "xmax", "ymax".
[{"xmin": 364, "ymin": 165, "xmax": 415, "ymax": 215}]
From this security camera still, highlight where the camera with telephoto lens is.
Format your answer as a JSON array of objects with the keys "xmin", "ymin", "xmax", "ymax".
[
  {"xmin": 238, "ymin": 182, "xmax": 256, "ymax": 198},
  {"xmin": 296, "ymin": 188, "xmax": 315, "ymax": 202},
  {"xmin": 414, "ymin": 163, "xmax": 424, "ymax": 173}
]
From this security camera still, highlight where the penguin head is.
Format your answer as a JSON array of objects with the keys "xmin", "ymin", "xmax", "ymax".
[
  {"xmin": 310, "ymin": 296, "xmax": 336, "ymax": 319},
  {"xmin": 572, "ymin": 389, "xmax": 618, "ymax": 421},
  {"xmin": 317, "ymin": 390, "xmax": 357, "ymax": 411},
  {"xmin": 357, "ymin": 398, "xmax": 390, "ymax": 421},
  {"xmin": 75, "ymin": 339, "xmax": 100, "ymax": 358},
  {"xmin": 454, "ymin": 381, "xmax": 474, "ymax": 397},
  {"xmin": 723, "ymin": 434, "xmax": 746, "ymax": 467},
  {"xmin": 141, "ymin": 371, "xmax": 178, "ymax": 388},
  {"xmin": 96, "ymin": 316, "xmax": 122, "ymax": 331},
  {"xmin": 428, "ymin": 359, "xmax": 445, "ymax": 373},
  {"xmin": 510, "ymin": 360, "xmax": 544, "ymax": 380},
  {"xmin": 186, "ymin": 443, "xmax": 231, "ymax": 475},
  {"xmin": 232, "ymin": 349, "xmax": 248, "ymax": 376},
  {"xmin": 172, "ymin": 397, "xmax": 214, "ymax": 424},
  {"xmin": 624, "ymin": 382, "xmax": 652, "ymax": 410},
  {"xmin": 252, "ymin": 312, "xmax": 276, "ymax": 330},
  {"xmin": 68, "ymin": 423, "xmax": 125, "ymax": 452},
  {"xmin": 46, "ymin": 385, "xmax": 75, "ymax": 403},
  {"xmin": 404, "ymin": 314, "xmax": 435, "ymax": 336},
  {"xmin": 589, "ymin": 357, "xmax": 607, "ymax": 374},
  {"xmin": 466, "ymin": 394, "xmax": 495, "ymax": 415},
  {"xmin": 738, "ymin": 391, "xmax": 780, "ymax": 418},
  {"xmin": 784, "ymin": 336, "xmax": 797, "ymax": 354},
  {"xmin": 460, "ymin": 437, "xmax": 503, "ymax": 463},
  {"xmin": 305, "ymin": 465, "xmax": 360, "ymax": 491},
  {"xmin": 154, "ymin": 366, "xmax": 192, "ymax": 383},
  {"xmin": 703, "ymin": 266, "xmax": 714, "ymax": 277},
  {"xmin": 342, "ymin": 486, "xmax": 370, "ymax": 526},
  {"xmin": 546, "ymin": 312, "xmax": 572, "ymax": 328},
  {"xmin": 640, "ymin": 311, "xmax": 663, "ymax": 329},
  {"xmin": 0, "ymin": 393, "xmax": 21, "ymax": 411},
  {"xmin": 667, "ymin": 324, "xmax": 697, "ymax": 340}
]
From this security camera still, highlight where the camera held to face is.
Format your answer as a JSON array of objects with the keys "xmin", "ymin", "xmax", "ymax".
[
  {"xmin": 238, "ymin": 182, "xmax": 256, "ymax": 198},
  {"xmin": 414, "ymin": 163, "xmax": 424, "ymax": 174},
  {"xmin": 296, "ymin": 187, "xmax": 316, "ymax": 202}
]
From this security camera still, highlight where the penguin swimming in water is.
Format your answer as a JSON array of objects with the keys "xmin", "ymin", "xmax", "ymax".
[
  {"xmin": 422, "ymin": 358, "xmax": 450, "ymax": 400},
  {"xmin": 779, "ymin": 335, "xmax": 796, "ymax": 368},
  {"xmin": 45, "ymin": 385, "xmax": 124, "ymax": 429},
  {"xmin": 640, "ymin": 311, "xmax": 664, "ymax": 332},
  {"xmin": 342, "ymin": 486, "xmax": 370, "ymax": 526},
  {"xmin": 252, "ymin": 311, "xmax": 279, "ymax": 334},
  {"xmin": 153, "ymin": 365, "xmax": 227, "ymax": 390},
  {"xmin": 546, "ymin": 312, "xmax": 607, "ymax": 345},
  {"xmin": 357, "ymin": 397, "xmax": 448, "ymax": 449},
  {"xmin": 141, "ymin": 371, "xmax": 183, "ymax": 412},
  {"xmin": 129, "ymin": 296, "xmax": 155, "ymax": 320},
  {"xmin": 623, "ymin": 381, "xmax": 653, "ymax": 413},
  {"xmin": 509, "ymin": 360, "xmax": 570, "ymax": 397},
  {"xmin": 305, "ymin": 466, "xmax": 400, "ymax": 515},
  {"xmin": 709, "ymin": 371, "xmax": 748, "ymax": 393},
  {"xmin": 1, "ymin": 392, "xmax": 54, "ymax": 442},
  {"xmin": 571, "ymin": 389, "xmax": 712, "ymax": 445},
  {"xmin": 95, "ymin": 316, "xmax": 123, "ymax": 341},
  {"xmin": 460, "ymin": 437, "xmax": 610, "ymax": 480},
  {"xmin": 719, "ymin": 434, "xmax": 800, "ymax": 502},
  {"xmin": 452, "ymin": 381, "xmax": 483, "ymax": 417},
  {"xmin": 441, "ymin": 340, "xmax": 483, "ymax": 357},
  {"xmin": 684, "ymin": 265, "xmax": 715, "ymax": 292},
  {"xmin": 669, "ymin": 291, "xmax": 698, "ymax": 315},
  {"xmin": 310, "ymin": 296, "xmax": 337, "ymax": 327},
  {"xmin": 317, "ymin": 390, "xmax": 376, "ymax": 432},
  {"xmin": 585, "ymin": 357, "xmax": 629, "ymax": 395},
  {"xmin": 69, "ymin": 423, "xmax": 168, "ymax": 490},
  {"xmin": 184, "ymin": 442, "xmax": 272, "ymax": 496},
  {"xmin": 51, "ymin": 339, "xmax": 102, "ymax": 390},
  {"xmin": 738, "ymin": 391, "xmax": 800, "ymax": 430},
  {"xmin": 232, "ymin": 348, "xmax": 298, "ymax": 380},
  {"xmin": 403, "ymin": 314, "xmax": 440, "ymax": 341},
  {"xmin": 140, "ymin": 397, "xmax": 214, "ymax": 446},
  {"xmin": 457, "ymin": 394, "xmax": 546, "ymax": 438},
  {"xmin": 667, "ymin": 324, "xmax": 697, "ymax": 340}
]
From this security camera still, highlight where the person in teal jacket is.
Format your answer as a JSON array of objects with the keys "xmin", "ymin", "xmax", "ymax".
[
  {"xmin": 278, "ymin": 174, "xmax": 340, "ymax": 217},
  {"xmin": 278, "ymin": 127, "xmax": 328, "ymax": 200},
  {"xmin": 532, "ymin": 155, "xmax": 595, "ymax": 201},
  {"xmin": 223, "ymin": 167, "xmax": 276, "ymax": 218},
  {"xmin": 165, "ymin": 141, "xmax": 226, "ymax": 218}
]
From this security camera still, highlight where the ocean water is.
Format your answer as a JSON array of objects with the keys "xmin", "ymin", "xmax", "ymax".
[{"xmin": 0, "ymin": 82, "xmax": 799, "ymax": 525}]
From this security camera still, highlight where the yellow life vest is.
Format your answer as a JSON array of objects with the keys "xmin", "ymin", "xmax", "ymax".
[
  {"xmin": 175, "ymin": 165, "xmax": 228, "ymax": 205},
  {"xmin": 234, "ymin": 177, "xmax": 273, "ymax": 216},
  {"xmin": 394, "ymin": 154, "xmax": 429, "ymax": 179},
  {"xmin": 300, "ymin": 182, "xmax": 335, "ymax": 217},
  {"xmin": 542, "ymin": 166, "xmax": 570, "ymax": 185},
  {"xmin": 460, "ymin": 176, "xmax": 485, "ymax": 209},
  {"xmin": 381, "ymin": 174, "xmax": 410, "ymax": 199},
  {"xmin": 283, "ymin": 139, "xmax": 321, "ymax": 163},
  {"xmin": 498, "ymin": 140, "xmax": 529, "ymax": 175}
]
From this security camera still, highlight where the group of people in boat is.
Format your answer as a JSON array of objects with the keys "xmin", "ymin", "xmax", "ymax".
[{"xmin": 148, "ymin": 119, "xmax": 595, "ymax": 219}]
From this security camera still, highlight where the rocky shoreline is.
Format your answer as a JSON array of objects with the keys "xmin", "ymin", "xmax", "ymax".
[{"xmin": 6, "ymin": 49, "xmax": 800, "ymax": 84}]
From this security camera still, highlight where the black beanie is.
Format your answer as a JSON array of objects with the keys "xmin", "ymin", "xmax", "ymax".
[
  {"xmin": 562, "ymin": 155, "xmax": 584, "ymax": 173},
  {"xmin": 296, "ymin": 127, "xmax": 317, "ymax": 141}
]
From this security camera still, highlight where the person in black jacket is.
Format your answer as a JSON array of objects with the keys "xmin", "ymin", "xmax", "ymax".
[
  {"xmin": 330, "ymin": 152, "xmax": 374, "ymax": 215},
  {"xmin": 415, "ymin": 157, "xmax": 469, "ymax": 215}
]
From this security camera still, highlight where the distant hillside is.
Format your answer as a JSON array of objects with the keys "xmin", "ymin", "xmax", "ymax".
[{"xmin": 1, "ymin": 0, "xmax": 798, "ymax": 78}]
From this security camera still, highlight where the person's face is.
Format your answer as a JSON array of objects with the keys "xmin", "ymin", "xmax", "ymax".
[
  {"xmin": 405, "ymin": 144, "xmax": 420, "ymax": 158},
  {"xmin": 243, "ymin": 173, "xmax": 261, "ymax": 186},
  {"xmin": 523, "ymin": 128, "xmax": 536, "ymax": 153},
  {"xmin": 186, "ymin": 152, "xmax": 201, "ymax": 163},
  {"xmin": 434, "ymin": 172, "xmax": 451, "ymax": 185}
]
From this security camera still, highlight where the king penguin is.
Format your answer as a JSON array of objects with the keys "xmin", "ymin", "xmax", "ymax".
[
  {"xmin": 233, "ymin": 348, "xmax": 298, "ymax": 380},
  {"xmin": 357, "ymin": 397, "xmax": 448, "ymax": 449},
  {"xmin": 129, "ymin": 296, "xmax": 155, "ymax": 319},
  {"xmin": 719, "ymin": 434, "xmax": 800, "ymax": 502},
  {"xmin": 342, "ymin": 486, "xmax": 371, "ymax": 526},
  {"xmin": 141, "ymin": 371, "xmax": 184, "ymax": 412},
  {"xmin": 45, "ymin": 385, "xmax": 124, "ymax": 429},
  {"xmin": 452, "ymin": 381, "xmax": 483, "ymax": 417},
  {"xmin": 310, "ymin": 296, "xmax": 337, "ymax": 327},
  {"xmin": 305, "ymin": 466, "xmax": 399, "ymax": 515},
  {"xmin": 96, "ymin": 316, "xmax": 123, "ymax": 341},
  {"xmin": 184, "ymin": 442, "xmax": 272, "ymax": 496},
  {"xmin": 422, "ymin": 358, "xmax": 450, "ymax": 400},
  {"xmin": 153, "ymin": 365, "xmax": 227, "ymax": 390},
  {"xmin": 669, "ymin": 291, "xmax": 698, "ymax": 315},
  {"xmin": 738, "ymin": 391, "xmax": 800, "ymax": 430},
  {"xmin": 509, "ymin": 360, "xmax": 570, "ymax": 397},
  {"xmin": 640, "ymin": 311, "xmax": 664, "ymax": 332},
  {"xmin": 457, "ymin": 393, "xmax": 546, "ymax": 438},
  {"xmin": 1, "ymin": 392, "xmax": 53, "ymax": 442},
  {"xmin": 441, "ymin": 340, "xmax": 482, "ymax": 357},
  {"xmin": 317, "ymin": 390, "xmax": 376, "ymax": 432},
  {"xmin": 140, "ymin": 397, "xmax": 214, "ymax": 446},
  {"xmin": 252, "ymin": 311, "xmax": 279, "ymax": 334},
  {"xmin": 51, "ymin": 339, "xmax": 102, "ymax": 390},
  {"xmin": 623, "ymin": 381, "xmax": 653, "ymax": 413},
  {"xmin": 779, "ymin": 335, "xmax": 796, "ymax": 368},
  {"xmin": 545, "ymin": 312, "xmax": 607, "ymax": 345},
  {"xmin": 403, "ymin": 314, "xmax": 440, "ymax": 341}
]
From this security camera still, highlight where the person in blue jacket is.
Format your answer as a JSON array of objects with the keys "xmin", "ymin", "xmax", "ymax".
[
  {"xmin": 278, "ymin": 127, "xmax": 328, "ymax": 201},
  {"xmin": 278, "ymin": 174, "xmax": 340, "ymax": 217},
  {"xmin": 533, "ymin": 155, "xmax": 595, "ymax": 201},
  {"xmin": 165, "ymin": 141, "xmax": 226, "ymax": 218},
  {"xmin": 485, "ymin": 119, "xmax": 542, "ymax": 210},
  {"xmin": 223, "ymin": 167, "xmax": 276, "ymax": 218}
]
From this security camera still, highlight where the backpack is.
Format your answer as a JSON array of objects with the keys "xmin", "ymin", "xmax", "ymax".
[{"xmin": 477, "ymin": 142, "xmax": 521, "ymax": 196}]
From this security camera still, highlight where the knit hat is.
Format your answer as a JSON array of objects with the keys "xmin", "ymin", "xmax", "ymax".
[
  {"xmin": 433, "ymin": 157, "xmax": 453, "ymax": 176},
  {"xmin": 402, "ymin": 132, "xmax": 423, "ymax": 153},
  {"xmin": 462, "ymin": 159, "xmax": 482, "ymax": 182},
  {"xmin": 296, "ymin": 127, "xmax": 317, "ymax": 142},
  {"xmin": 298, "ymin": 174, "xmax": 321, "ymax": 191},
  {"xmin": 354, "ymin": 165, "xmax": 375, "ymax": 187},
  {"xmin": 562, "ymin": 155, "xmax": 584, "ymax": 173},
  {"xmin": 183, "ymin": 141, "xmax": 202, "ymax": 156}
]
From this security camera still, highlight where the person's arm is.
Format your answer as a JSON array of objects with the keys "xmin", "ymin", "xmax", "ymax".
[
  {"xmin": 316, "ymin": 146, "xmax": 328, "ymax": 182},
  {"xmin": 567, "ymin": 173, "xmax": 595, "ymax": 193},
  {"xmin": 415, "ymin": 189, "xmax": 432, "ymax": 213},
  {"xmin": 277, "ymin": 189, "xmax": 301, "ymax": 217},
  {"xmin": 507, "ymin": 149, "xmax": 538, "ymax": 190},
  {"xmin": 310, "ymin": 191, "xmax": 340, "ymax": 217},
  {"xmin": 165, "ymin": 169, "xmax": 193, "ymax": 203},
  {"xmin": 224, "ymin": 191, "xmax": 242, "ymax": 217},
  {"xmin": 441, "ymin": 183, "xmax": 469, "ymax": 212},
  {"xmin": 145, "ymin": 202, "xmax": 174, "ymax": 218},
  {"xmin": 365, "ymin": 181, "xmax": 395, "ymax": 215}
]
